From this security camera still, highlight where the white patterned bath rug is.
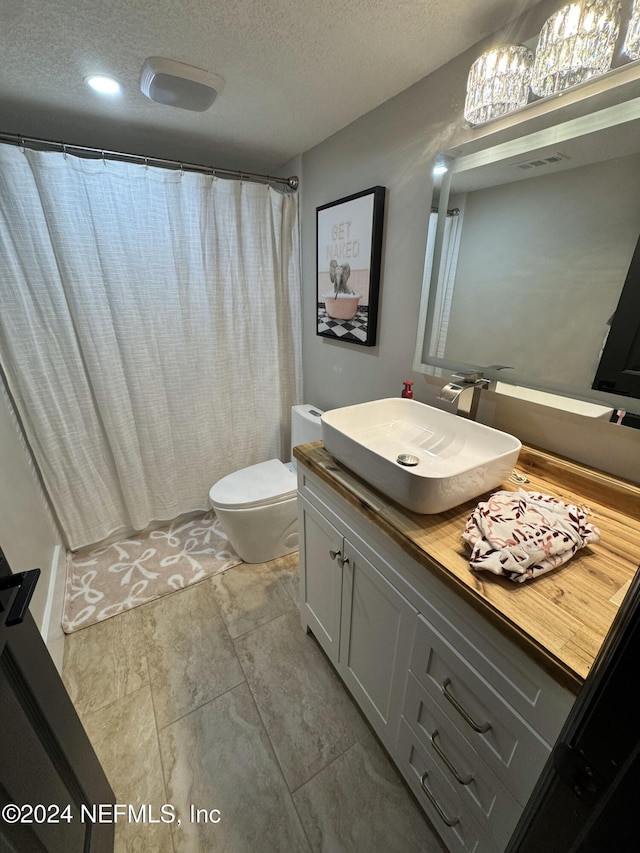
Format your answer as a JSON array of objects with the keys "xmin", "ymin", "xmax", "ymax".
[{"xmin": 62, "ymin": 511, "xmax": 241, "ymax": 633}]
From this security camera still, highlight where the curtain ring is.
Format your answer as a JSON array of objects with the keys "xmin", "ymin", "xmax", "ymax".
[
  {"xmin": 179, "ymin": 162, "xmax": 184, "ymax": 177},
  {"xmin": 19, "ymin": 136, "xmax": 26, "ymax": 155},
  {"xmin": 144, "ymin": 157, "xmax": 149, "ymax": 171},
  {"xmin": 102, "ymin": 151, "xmax": 107, "ymax": 167},
  {"xmin": 62, "ymin": 144, "xmax": 68, "ymax": 160}
]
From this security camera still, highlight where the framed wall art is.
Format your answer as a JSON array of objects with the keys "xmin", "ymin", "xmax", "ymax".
[{"xmin": 316, "ymin": 185, "xmax": 386, "ymax": 347}]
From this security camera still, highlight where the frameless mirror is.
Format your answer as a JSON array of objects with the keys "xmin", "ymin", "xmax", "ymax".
[{"xmin": 414, "ymin": 74, "xmax": 640, "ymax": 428}]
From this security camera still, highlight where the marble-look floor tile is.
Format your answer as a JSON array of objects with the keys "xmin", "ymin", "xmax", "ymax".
[
  {"xmin": 159, "ymin": 682, "xmax": 310, "ymax": 853},
  {"xmin": 293, "ymin": 733, "xmax": 444, "ymax": 853},
  {"xmin": 141, "ymin": 580, "xmax": 244, "ymax": 728},
  {"xmin": 234, "ymin": 611, "xmax": 369, "ymax": 791},
  {"xmin": 269, "ymin": 551, "xmax": 302, "ymax": 607},
  {"xmin": 81, "ymin": 686, "xmax": 173, "ymax": 853},
  {"xmin": 210, "ymin": 557, "xmax": 297, "ymax": 638},
  {"xmin": 62, "ymin": 608, "xmax": 148, "ymax": 721}
]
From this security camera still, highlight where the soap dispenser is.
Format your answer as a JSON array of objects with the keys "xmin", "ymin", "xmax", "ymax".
[{"xmin": 401, "ymin": 380, "xmax": 414, "ymax": 399}]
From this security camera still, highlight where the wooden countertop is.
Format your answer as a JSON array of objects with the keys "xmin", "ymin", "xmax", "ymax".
[{"xmin": 294, "ymin": 441, "xmax": 640, "ymax": 693}]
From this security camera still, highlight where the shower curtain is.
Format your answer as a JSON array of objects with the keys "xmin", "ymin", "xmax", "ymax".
[{"xmin": 0, "ymin": 145, "xmax": 302, "ymax": 550}]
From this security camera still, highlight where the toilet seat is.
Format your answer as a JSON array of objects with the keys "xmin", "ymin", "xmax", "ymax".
[{"xmin": 208, "ymin": 458, "xmax": 296, "ymax": 510}]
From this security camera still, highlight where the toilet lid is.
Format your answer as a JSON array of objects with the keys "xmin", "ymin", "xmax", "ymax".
[{"xmin": 209, "ymin": 458, "xmax": 297, "ymax": 510}]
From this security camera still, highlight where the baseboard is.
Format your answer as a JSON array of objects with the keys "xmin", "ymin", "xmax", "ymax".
[{"xmin": 39, "ymin": 545, "xmax": 66, "ymax": 674}]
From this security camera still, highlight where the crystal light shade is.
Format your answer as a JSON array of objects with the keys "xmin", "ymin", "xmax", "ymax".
[
  {"xmin": 464, "ymin": 45, "xmax": 534, "ymax": 126},
  {"xmin": 623, "ymin": 0, "xmax": 640, "ymax": 59},
  {"xmin": 531, "ymin": 0, "xmax": 621, "ymax": 97}
]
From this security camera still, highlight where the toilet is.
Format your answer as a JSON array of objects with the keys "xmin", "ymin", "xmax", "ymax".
[{"xmin": 209, "ymin": 404, "xmax": 323, "ymax": 563}]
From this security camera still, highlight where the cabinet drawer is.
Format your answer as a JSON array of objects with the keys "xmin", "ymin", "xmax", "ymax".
[
  {"xmin": 403, "ymin": 672, "xmax": 520, "ymax": 850},
  {"xmin": 410, "ymin": 614, "xmax": 551, "ymax": 805},
  {"xmin": 415, "ymin": 586, "xmax": 574, "ymax": 746},
  {"xmin": 397, "ymin": 718, "xmax": 498, "ymax": 853}
]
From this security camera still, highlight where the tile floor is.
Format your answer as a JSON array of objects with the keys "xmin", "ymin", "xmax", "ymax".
[{"xmin": 62, "ymin": 553, "xmax": 445, "ymax": 853}]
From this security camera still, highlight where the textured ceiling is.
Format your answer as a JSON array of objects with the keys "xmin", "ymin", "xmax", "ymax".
[{"xmin": 0, "ymin": 0, "xmax": 541, "ymax": 173}]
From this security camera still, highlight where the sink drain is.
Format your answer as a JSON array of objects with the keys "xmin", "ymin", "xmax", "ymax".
[{"xmin": 396, "ymin": 453, "xmax": 419, "ymax": 467}]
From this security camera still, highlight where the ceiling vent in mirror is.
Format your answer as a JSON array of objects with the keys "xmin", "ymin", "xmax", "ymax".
[
  {"xmin": 140, "ymin": 57, "xmax": 225, "ymax": 111},
  {"xmin": 512, "ymin": 153, "xmax": 569, "ymax": 170}
]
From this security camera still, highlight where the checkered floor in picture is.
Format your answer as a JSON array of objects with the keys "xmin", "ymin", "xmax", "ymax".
[{"xmin": 317, "ymin": 305, "xmax": 369, "ymax": 344}]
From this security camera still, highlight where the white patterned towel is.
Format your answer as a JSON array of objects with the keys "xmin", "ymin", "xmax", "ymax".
[{"xmin": 462, "ymin": 489, "xmax": 600, "ymax": 583}]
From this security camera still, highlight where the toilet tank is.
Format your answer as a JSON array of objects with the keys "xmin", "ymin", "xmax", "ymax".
[{"xmin": 290, "ymin": 405, "xmax": 323, "ymax": 460}]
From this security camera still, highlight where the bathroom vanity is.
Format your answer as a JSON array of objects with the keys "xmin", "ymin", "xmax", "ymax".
[{"xmin": 295, "ymin": 440, "xmax": 640, "ymax": 853}]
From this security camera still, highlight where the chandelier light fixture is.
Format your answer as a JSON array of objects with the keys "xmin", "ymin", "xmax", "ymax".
[
  {"xmin": 531, "ymin": 0, "xmax": 622, "ymax": 97},
  {"xmin": 623, "ymin": 0, "xmax": 640, "ymax": 59},
  {"xmin": 464, "ymin": 45, "xmax": 534, "ymax": 126}
]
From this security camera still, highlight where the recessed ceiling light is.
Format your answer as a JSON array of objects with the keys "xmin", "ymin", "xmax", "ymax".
[
  {"xmin": 85, "ymin": 75, "xmax": 122, "ymax": 96},
  {"xmin": 433, "ymin": 164, "xmax": 448, "ymax": 176}
]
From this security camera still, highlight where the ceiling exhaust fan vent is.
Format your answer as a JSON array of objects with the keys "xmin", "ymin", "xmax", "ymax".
[
  {"xmin": 513, "ymin": 152, "xmax": 569, "ymax": 170},
  {"xmin": 140, "ymin": 57, "xmax": 225, "ymax": 112}
]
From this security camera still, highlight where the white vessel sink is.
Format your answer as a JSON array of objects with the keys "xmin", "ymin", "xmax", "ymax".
[{"xmin": 321, "ymin": 398, "xmax": 521, "ymax": 514}]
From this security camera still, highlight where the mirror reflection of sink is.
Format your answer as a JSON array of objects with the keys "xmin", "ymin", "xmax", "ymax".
[{"xmin": 321, "ymin": 398, "xmax": 522, "ymax": 514}]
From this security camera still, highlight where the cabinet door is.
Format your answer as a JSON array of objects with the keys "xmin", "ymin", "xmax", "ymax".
[
  {"xmin": 298, "ymin": 498, "xmax": 343, "ymax": 665},
  {"xmin": 339, "ymin": 541, "xmax": 416, "ymax": 749}
]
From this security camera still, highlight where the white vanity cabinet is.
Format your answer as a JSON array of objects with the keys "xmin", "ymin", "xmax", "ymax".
[
  {"xmin": 297, "ymin": 465, "xmax": 576, "ymax": 853},
  {"xmin": 298, "ymin": 492, "xmax": 417, "ymax": 750}
]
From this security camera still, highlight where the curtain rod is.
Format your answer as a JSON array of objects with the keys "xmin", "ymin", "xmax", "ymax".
[{"xmin": 0, "ymin": 131, "xmax": 299, "ymax": 191}]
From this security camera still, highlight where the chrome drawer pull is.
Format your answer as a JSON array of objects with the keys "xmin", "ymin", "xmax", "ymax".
[
  {"xmin": 430, "ymin": 730, "xmax": 474, "ymax": 785},
  {"xmin": 419, "ymin": 771, "xmax": 460, "ymax": 827},
  {"xmin": 441, "ymin": 678, "xmax": 491, "ymax": 734},
  {"xmin": 328, "ymin": 549, "xmax": 342, "ymax": 561}
]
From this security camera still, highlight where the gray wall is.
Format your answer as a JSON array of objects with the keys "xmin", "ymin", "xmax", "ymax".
[
  {"xmin": 299, "ymin": 10, "xmax": 640, "ymax": 483},
  {"xmin": 0, "ymin": 388, "xmax": 61, "ymax": 630}
]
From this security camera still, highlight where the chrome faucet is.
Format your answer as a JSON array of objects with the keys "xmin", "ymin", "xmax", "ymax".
[{"xmin": 437, "ymin": 371, "xmax": 489, "ymax": 420}]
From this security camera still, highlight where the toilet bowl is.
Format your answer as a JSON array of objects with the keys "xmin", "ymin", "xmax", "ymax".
[{"xmin": 209, "ymin": 405, "xmax": 323, "ymax": 563}]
